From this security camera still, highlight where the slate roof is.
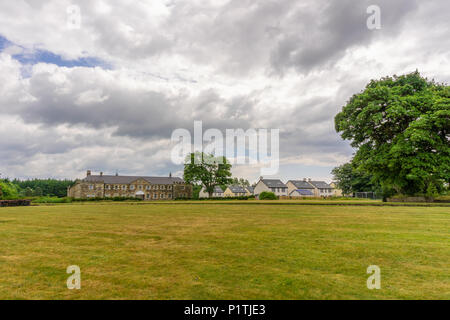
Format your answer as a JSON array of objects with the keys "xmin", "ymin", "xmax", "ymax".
[
  {"xmin": 261, "ymin": 179, "xmax": 287, "ymax": 188},
  {"xmin": 213, "ymin": 186, "xmax": 224, "ymax": 193},
  {"xmin": 308, "ymin": 181, "xmax": 332, "ymax": 189},
  {"xmin": 227, "ymin": 185, "xmax": 247, "ymax": 193},
  {"xmin": 290, "ymin": 189, "xmax": 314, "ymax": 196},
  {"xmin": 245, "ymin": 186, "xmax": 254, "ymax": 193},
  {"xmin": 83, "ymin": 175, "xmax": 184, "ymax": 185},
  {"xmin": 288, "ymin": 180, "xmax": 315, "ymax": 189}
]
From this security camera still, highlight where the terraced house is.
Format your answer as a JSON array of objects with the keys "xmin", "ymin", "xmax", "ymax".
[{"xmin": 67, "ymin": 171, "xmax": 192, "ymax": 200}]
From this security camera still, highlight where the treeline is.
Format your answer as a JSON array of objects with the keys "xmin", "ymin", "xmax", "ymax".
[{"xmin": 0, "ymin": 178, "xmax": 75, "ymax": 199}]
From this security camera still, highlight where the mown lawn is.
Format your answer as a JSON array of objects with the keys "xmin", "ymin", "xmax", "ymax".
[{"xmin": 0, "ymin": 203, "xmax": 448, "ymax": 299}]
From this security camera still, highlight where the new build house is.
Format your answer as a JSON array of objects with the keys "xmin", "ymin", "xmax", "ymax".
[
  {"xmin": 254, "ymin": 178, "xmax": 288, "ymax": 197},
  {"xmin": 199, "ymin": 186, "xmax": 225, "ymax": 198},
  {"xmin": 287, "ymin": 178, "xmax": 333, "ymax": 198},
  {"xmin": 224, "ymin": 185, "xmax": 248, "ymax": 197}
]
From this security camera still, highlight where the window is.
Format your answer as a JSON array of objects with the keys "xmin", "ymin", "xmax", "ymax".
[
  {"xmin": 138, "ymin": 185, "xmax": 143, "ymax": 190},
  {"xmin": 154, "ymin": 185, "xmax": 159, "ymax": 190},
  {"xmin": 89, "ymin": 185, "xmax": 94, "ymax": 190},
  {"xmin": 160, "ymin": 185, "xmax": 165, "ymax": 190},
  {"xmin": 153, "ymin": 193, "xmax": 158, "ymax": 199},
  {"xmin": 146, "ymin": 193, "xmax": 150, "ymax": 199},
  {"xmin": 168, "ymin": 185, "xmax": 172, "ymax": 190},
  {"xmin": 146, "ymin": 185, "xmax": 150, "ymax": 190},
  {"xmin": 160, "ymin": 193, "xmax": 165, "ymax": 199},
  {"xmin": 180, "ymin": 185, "xmax": 185, "ymax": 190},
  {"xmin": 106, "ymin": 185, "xmax": 111, "ymax": 190},
  {"xmin": 168, "ymin": 194, "xmax": 172, "ymax": 199},
  {"xmin": 122, "ymin": 185, "xmax": 127, "ymax": 190},
  {"xmin": 130, "ymin": 185, "xmax": 135, "ymax": 190}
]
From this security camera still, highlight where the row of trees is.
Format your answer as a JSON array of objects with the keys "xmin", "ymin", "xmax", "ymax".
[
  {"xmin": 0, "ymin": 178, "xmax": 74, "ymax": 199},
  {"xmin": 333, "ymin": 71, "xmax": 449, "ymax": 199}
]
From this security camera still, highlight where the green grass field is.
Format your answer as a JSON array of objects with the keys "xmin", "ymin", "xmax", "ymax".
[{"xmin": 0, "ymin": 202, "xmax": 448, "ymax": 299}]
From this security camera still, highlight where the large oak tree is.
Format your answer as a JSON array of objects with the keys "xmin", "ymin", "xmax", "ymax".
[
  {"xmin": 335, "ymin": 71, "xmax": 449, "ymax": 196},
  {"xmin": 183, "ymin": 152, "xmax": 233, "ymax": 198}
]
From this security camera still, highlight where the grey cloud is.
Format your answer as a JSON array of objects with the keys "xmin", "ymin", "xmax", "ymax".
[{"xmin": 270, "ymin": 0, "xmax": 419, "ymax": 73}]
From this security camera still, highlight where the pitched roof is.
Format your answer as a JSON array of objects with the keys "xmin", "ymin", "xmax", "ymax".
[
  {"xmin": 290, "ymin": 189, "xmax": 314, "ymax": 196},
  {"xmin": 287, "ymin": 180, "xmax": 315, "ymax": 189},
  {"xmin": 245, "ymin": 186, "xmax": 254, "ymax": 193},
  {"xmin": 83, "ymin": 175, "xmax": 184, "ymax": 185},
  {"xmin": 201, "ymin": 186, "xmax": 224, "ymax": 193},
  {"xmin": 261, "ymin": 179, "xmax": 287, "ymax": 188},
  {"xmin": 227, "ymin": 185, "xmax": 247, "ymax": 193},
  {"xmin": 308, "ymin": 181, "xmax": 332, "ymax": 189}
]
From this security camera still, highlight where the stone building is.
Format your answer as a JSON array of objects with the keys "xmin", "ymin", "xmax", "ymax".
[{"xmin": 67, "ymin": 170, "xmax": 192, "ymax": 200}]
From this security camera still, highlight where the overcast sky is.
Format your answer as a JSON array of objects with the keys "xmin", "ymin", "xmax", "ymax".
[{"xmin": 0, "ymin": 0, "xmax": 448, "ymax": 183}]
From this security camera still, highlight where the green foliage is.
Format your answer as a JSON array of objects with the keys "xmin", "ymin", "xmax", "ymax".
[
  {"xmin": 335, "ymin": 71, "xmax": 450, "ymax": 196},
  {"xmin": 13, "ymin": 179, "xmax": 74, "ymax": 198},
  {"xmin": 176, "ymin": 195, "xmax": 255, "ymax": 201},
  {"xmin": 332, "ymin": 162, "xmax": 380, "ymax": 195},
  {"xmin": 33, "ymin": 187, "xmax": 43, "ymax": 197},
  {"xmin": 0, "ymin": 180, "xmax": 19, "ymax": 199},
  {"xmin": 192, "ymin": 184, "xmax": 203, "ymax": 199},
  {"xmin": 32, "ymin": 197, "xmax": 72, "ymax": 204},
  {"xmin": 70, "ymin": 197, "xmax": 142, "ymax": 202},
  {"xmin": 426, "ymin": 182, "xmax": 439, "ymax": 199},
  {"xmin": 231, "ymin": 177, "xmax": 250, "ymax": 187},
  {"xmin": 259, "ymin": 191, "xmax": 277, "ymax": 200},
  {"xmin": 183, "ymin": 152, "xmax": 233, "ymax": 198}
]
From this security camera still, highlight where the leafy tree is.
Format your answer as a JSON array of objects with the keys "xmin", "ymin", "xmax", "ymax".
[
  {"xmin": 24, "ymin": 187, "xmax": 33, "ymax": 197},
  {"xmin": 331, "ymin": 162, "xmax": 380, "ymax": 195},
  {"xmin": 183, "ymin": 152, "xmax": 233, "ymax": 198},
  {"xmin": 33, "ymin": 187, "xmax": 43, "ymax": 197},
  {"xmin": 231, "ymin": 177, "xmax": 250, "ymax": 187},
  {"xmin": 335, "ymin": 71, "xmax": 449, "ymax": 196},
  {"xmin": 0, "ymin": 180, "xmax": 19, "ymax": 199}
]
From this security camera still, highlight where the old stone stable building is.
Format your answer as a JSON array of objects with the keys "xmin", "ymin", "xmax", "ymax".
[{"xmin": 67, "ymin": 171, "xmax": 192, "ymax": 200}]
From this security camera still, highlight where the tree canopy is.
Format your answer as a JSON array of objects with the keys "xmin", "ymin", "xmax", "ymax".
[
  {"xmin": 331, "ymin": 162, "xmax": 380, "ymax": 195},
  {"xmin": 335, "ymin": 71, "xmax": 449, "ymax": 196},
  {"xmin": 183, "ymin": 152, "xmax": 233, "ymax": 198}
]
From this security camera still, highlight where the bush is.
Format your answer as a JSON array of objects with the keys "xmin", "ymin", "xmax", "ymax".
[
  {"xmin": 32, "ymin": 197, "xmax": 72, "ymax": 204},
  {"xmin": 176, "ymin": 195, "xmax": 255, "ymax": 201},
  {"xmin": 71, "ymin": 197, "xmax": 142, "ymax": 202},
  {"xmin": 259, "ymin": 192, "xmax": 277, "ymax": 200}
]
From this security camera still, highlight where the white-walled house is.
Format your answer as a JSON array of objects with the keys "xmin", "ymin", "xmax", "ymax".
[
  {"xmin": 254, "ymin": 178, "xmax": 288, "ymax": 197},
  {"xmin": 199, "ymin": 186, "xmax": 224, "ymax": 198}
]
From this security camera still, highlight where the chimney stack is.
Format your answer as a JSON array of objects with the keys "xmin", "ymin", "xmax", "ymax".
[
  {"xmin": 303, "ymin": 178, "xmax": 306, "ymax": 181},
  {"xmin": 100, "ymin": 172, "xmax": 103, "ymax": 177},
  {"xmin": 308, "ymin": 178, "xmax": 312, "ymax": 182},
  {"xmin": 87, "ymin": 170, "xmax": 91, "ymax": 176}
]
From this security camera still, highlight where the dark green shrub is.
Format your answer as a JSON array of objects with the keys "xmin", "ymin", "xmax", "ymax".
[{"xmin": 259, "ymin": 192, "xmax": 277, "ymax": 200}]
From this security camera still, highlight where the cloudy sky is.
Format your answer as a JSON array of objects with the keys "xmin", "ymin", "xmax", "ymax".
[{"xmin": 0, "ymin": 0, "xmax": 448, "ymax": 183}]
